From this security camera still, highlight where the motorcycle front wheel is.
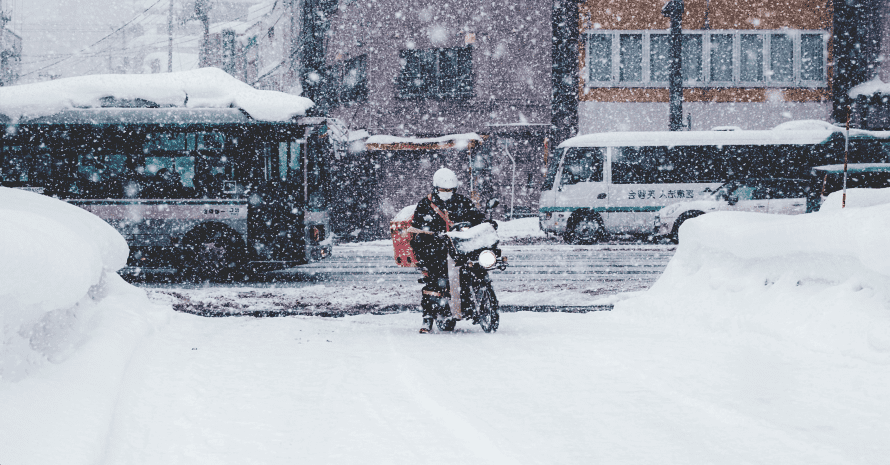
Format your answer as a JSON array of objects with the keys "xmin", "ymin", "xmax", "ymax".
[
  {"xmin": 436, "ymin": 318, "xmax": 456, "ymax": 332},
  {"xmin": 475, "ymin": 285, "xmax": 499, "ymax": 333}
]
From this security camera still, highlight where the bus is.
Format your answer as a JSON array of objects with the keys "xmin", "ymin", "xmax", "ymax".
[
  {"xmin": 539, "ymin": 125, "xmax": 890, "ymax": 243},
  {"xmin": 0, "ymin": 75, "xmax": 340, "ymax": 281}
]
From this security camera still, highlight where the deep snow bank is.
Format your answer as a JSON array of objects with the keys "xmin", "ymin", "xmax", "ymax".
[
  {"xmin": 615, "ymin": 206, "xmax": 890, "ymax": 362},
  {"xmin": 820, "ymin": 187, "xmax": 890, "ymax": 211},
  {"xmin": 0, "ymin": 188, "xmax": 167, "ymax": 464}
]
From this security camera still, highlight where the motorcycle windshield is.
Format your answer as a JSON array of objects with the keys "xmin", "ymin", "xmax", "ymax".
[{"xmin": 446, "ymin": 222, "xmax": 499, "ymax": 253}]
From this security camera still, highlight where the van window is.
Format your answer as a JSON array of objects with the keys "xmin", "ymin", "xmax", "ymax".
[
  {"xmin": 560, "ymin": 147, "xmax": 604, "ymax": 186},
  {"xmin": 614, "ymin": 146, "xmax": 728, "ymax": 183},
  {"xmin": 612, "ymin": 146, "xmax": 670, "ymax": 183}
]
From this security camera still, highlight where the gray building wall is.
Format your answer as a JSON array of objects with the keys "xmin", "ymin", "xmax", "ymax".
[{"xmin": 324, "ymin": 0, "xmax": 555, "ymax": 230}]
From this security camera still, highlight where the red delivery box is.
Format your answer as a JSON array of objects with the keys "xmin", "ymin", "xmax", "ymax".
[{"xmin": 390, "ymin": 205, "xmax": 418, "ymax": 267}]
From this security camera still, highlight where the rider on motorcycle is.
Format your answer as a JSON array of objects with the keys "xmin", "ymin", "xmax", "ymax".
[{"xmin": 410, "ymin": 168, "xmax": 486, "ymax": 333}]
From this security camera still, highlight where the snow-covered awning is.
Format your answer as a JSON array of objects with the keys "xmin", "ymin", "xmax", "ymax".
[
  {"xmin": 365, "ymin": 133, "xmax": 484, "ymax": 151},
  {"xmin": 850, "ymin": 77, "xmax": 890, "ymax": 98},
  {"xmin": 0, "ymin": 68, "xmax": 314, "ymax": 124}
]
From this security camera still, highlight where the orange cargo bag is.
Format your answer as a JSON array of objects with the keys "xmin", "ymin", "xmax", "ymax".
[{"xmin": 391, "ymin": 205, "xmax": 418, "ymax": 267}]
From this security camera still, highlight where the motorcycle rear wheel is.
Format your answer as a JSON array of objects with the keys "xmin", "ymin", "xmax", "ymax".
[{"xmin": 476, "ymin": 285, "xmax": 499, "ymax": 333}]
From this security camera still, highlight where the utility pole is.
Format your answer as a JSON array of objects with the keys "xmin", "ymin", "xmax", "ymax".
[
  {"xmin": 550, "ymin": 0, "xmax": 580, "ymax": 146},
  {"xmin": 662, "ymin": 0, "xmax": 684, "ymax": 131},
  {"xmin": 196, "ymin": 0, "xmax": 210, "ymax": 68},
  {"xmin": 168, "ymin": 0, "xmax": 174, "ymax": 72},
  {"xmin": 298, "ymin": 0, "xmax": 338, "ymax": 111}
]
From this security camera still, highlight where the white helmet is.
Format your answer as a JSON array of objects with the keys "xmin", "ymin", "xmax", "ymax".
[{"xmin": 433, "ymin": 168, "xmax": 458, "ymax": 189}]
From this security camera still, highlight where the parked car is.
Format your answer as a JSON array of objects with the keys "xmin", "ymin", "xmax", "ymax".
[
  {"xmin": 654, "ymin": 178, "xmax": 811, "ymax": 243},
  {"xmin": 807, "ymin": 164, "xmax": 890, "ymax": 212}
]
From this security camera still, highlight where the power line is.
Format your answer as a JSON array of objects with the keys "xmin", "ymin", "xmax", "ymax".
[{"xmin": 20, "ymin": 0, "xmax": 166, "ymax": 78}]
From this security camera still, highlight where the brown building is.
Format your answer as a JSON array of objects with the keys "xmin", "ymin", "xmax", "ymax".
[{"xmin": 578, "ymin": 0, "xmax": 835, "ymax": 132}]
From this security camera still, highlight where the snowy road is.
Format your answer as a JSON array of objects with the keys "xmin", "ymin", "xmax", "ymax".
[
  {"xmin": 143, "ymin": 242, "xmax": 676, "ymax": 315},
  {"xmin": 100, "ymin": 310, "xmax": 889, "ymax": 465}
]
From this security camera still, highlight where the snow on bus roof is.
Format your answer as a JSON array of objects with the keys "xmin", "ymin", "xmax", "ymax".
[
  {"xmin": 0, "ymin": 68, "xmax": 314, "ymax": 123},
  {"xmin": 559, "ymin": 122, "xmax": 890, "ymax": 149}
]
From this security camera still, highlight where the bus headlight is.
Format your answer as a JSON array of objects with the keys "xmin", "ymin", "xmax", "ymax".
[{"xmin": 478, "ymin": 250, "xmax": 497, "ymax": 269}]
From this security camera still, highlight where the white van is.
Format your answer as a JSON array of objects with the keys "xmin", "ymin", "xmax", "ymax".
[{"xmin": 538, "ymin": 127, "xmax": 849, "ymax": 243}]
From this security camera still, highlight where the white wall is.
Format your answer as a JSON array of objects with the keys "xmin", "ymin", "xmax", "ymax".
[{"xmin": 578, "ymin": 101, "xmax": 831, "ymax": 134}]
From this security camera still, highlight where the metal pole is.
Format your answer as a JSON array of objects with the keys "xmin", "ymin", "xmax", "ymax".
[
  {"xmin": 503, "ymin": 141, "xmax": 516, "ymax": 220},
  {"xmin": 167, "ymin": 0, "xmax": 173, "ymax": 72},
  {"xmin": 662, "ymin": 0, "xmax": 684, "ymax": 131},
  {"xmin": 843, "ymin": 107, "xmax": 850, "ymax": 208}
]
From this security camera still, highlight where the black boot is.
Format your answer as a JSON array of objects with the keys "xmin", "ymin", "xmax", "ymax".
[
  {"xmin": 419, "ymin": 316, "xmax": 433, "ymax": 333},
  {"xmin": 420, "ymin": 291, "xmax": 440, "ymax": 333}
]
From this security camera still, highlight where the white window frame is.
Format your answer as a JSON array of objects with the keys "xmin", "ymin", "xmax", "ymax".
[{"xmin": 583, "ymin": 29, "xmax": 828, "ymax": 88}]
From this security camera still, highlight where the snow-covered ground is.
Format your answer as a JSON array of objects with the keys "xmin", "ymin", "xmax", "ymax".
[{"xmin": 2, "ymin": 187, "xmax": 890, "ymax": 464}]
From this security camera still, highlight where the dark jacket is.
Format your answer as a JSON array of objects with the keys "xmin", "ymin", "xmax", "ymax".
[{"xmin": 410, "ymin": 191, "xmax": 485, "ymax": 268}]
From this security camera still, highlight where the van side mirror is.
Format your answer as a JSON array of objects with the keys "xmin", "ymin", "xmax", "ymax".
[{"xmin": 487, "ymin": 198, "xmax": 500, "ymax": 210}]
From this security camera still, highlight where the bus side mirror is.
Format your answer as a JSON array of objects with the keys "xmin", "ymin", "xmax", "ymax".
[{"xmin": 487, "ymin": 198, "xmax": 500, "ymax": 211}]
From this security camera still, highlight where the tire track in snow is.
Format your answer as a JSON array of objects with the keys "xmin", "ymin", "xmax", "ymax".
[{"xmin": 381, "ymin": 326, "xmax": 524, "ymax": 465}]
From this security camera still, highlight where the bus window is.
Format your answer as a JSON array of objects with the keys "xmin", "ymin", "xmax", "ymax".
[
  {"xmin": 145, "ymin": 133, "xmax": 187, "ymax": 152},
  {"xmin": 560, "ymin": 147, "xmax": 604, "ymax": 186}
]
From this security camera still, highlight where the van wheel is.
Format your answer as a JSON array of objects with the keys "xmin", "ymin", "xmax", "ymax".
[
  {"xmin": 179, "ymin": 224, "xmax": 248, "ymax": 282},
  {"xmin": 670, "ymin": 211, "xmax": 704, "ymax": 244},
  {"xmin": 564, "ymin": 212, "xmax": 604, "ymax": 245}
]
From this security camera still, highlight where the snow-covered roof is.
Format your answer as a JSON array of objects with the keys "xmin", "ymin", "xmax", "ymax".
[
  {"xmin": 0, "ymin": 68, "xmax": 314, "ymax": 124},
  {"xmin": 366, "ymin": 133, "xmax": 482, "ymax": 145},
  {"xmin": 811, "ymin": 163, "xmax": 890, "ymax": 174},
  {"xmin": 558, "ymin": 122, "xmax": 890, "ymax": 149},
  {"xmin": 849, "ymin": 77, "xmax": 890, "ymax": 97},
  {"xmin": 365, "ymin": 133, "xmax": 483, "ymax": 151}
]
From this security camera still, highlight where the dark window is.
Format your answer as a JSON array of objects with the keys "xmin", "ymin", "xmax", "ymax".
[
  {"xmin": 589, "ymin": 35, "xmax": 612, "ymax": 82},
  {"xmin": 801, "ymin": 34, "xmax": 824, "ymax": 81},
  {"xmin": 340, "ymin": 54, "xmax": 368, "ymax": 103},
  {"xmin": 399, "ymin": 47, "xmax": 473, "ymax": 99},
  {"xmin": 613, "ymin": 146, "xmax": 728, "ymax": 184},
  {"xmin": 619, "ymin": 34, "xmax": 643, "ymax": 82},
  {"xmin": 770, "ymin": 34, "xmax": 794, "ymax": 82},
  {"xmin": 560, "ymin": 147, "xmax": 604, "ymax": 186},
  {"xmin": 740, "ymin": 34, "xmax": 764, "ymax": 82},
  {"xmin": 710, "ymin": 34, "xmax": 734, "ymax": 82}
]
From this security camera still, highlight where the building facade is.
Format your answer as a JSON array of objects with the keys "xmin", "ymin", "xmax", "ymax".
[
  {"xmin": 321, "ymin": 0, "xmax": 555, "ymax": 231},
  {"xmin": 578, "ymin": 0, "xmax": 836, "ymax": 132}
]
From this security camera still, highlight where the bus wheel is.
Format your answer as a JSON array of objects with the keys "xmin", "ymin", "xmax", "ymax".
[
  {"xmin": 670, "ymin": 211, "xmax": 704, "ymax": 244},
  {"xmin": 179, "ymin": 224, "xmax": 248, "ymax": 282},
  {"xmin": 565, "ymin": 213, "xmax": 603, "ymax": 245}
]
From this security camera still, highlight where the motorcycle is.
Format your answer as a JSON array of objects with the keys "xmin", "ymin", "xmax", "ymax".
[{"xmin": 422, "ymin": 217, "xmax": 508, "ymax": 333}]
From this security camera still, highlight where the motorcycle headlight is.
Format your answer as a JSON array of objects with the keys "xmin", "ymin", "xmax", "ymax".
[{"xmin": 478, "ymin": 250, "xmax": 497, "ymax": 269}]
